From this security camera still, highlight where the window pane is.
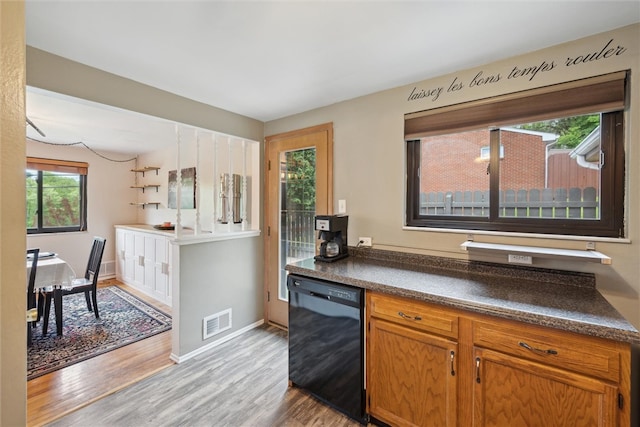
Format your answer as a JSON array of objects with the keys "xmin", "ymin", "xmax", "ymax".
[
  {"xmin": 419, "ymin": 129, "xmax": 491, "ymax": 217},
  {"xmin": 499, "ymin": 115, "xmax": 600, "ymax": 220},
  {"xmin": 42, "ymin": 171, "xmax": 81, "ymax": 227},
  {"xmin": 26, "ymin": 169, "xmax": 38, "ymax": 228}
]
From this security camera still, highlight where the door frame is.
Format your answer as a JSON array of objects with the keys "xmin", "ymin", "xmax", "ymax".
[{"xmin": 264, "ymin": 123, "xmax": 333, "ymax": 327}]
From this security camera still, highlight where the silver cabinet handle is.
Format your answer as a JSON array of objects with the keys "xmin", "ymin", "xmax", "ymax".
[
  {"xmin": 519, "ymin": 341, "xmax": 558, "ymax": 355},
  {"xmin": 398, "ymin": 311, "xmax": 422, "ymax": 321}
]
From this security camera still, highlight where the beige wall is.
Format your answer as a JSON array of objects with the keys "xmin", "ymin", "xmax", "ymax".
[
  {"xmin": 0, "ymin": 1, "xmax": 26, "ymax": 425},
  {"xmin": 265, "ymin": 24, "xmax": 640, "ymax": 330}
]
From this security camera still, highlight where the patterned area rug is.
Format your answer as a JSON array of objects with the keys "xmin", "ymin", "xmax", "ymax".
[{"xmin": 28, "ymin": 286, "xmax": 171, "ymax": 380}]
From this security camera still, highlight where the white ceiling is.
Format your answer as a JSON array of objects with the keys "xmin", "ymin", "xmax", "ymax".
[{"xmin": 25, "ymin": 1, "xmax": 640, "ymax": 155}]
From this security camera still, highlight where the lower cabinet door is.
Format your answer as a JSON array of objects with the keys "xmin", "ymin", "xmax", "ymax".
[
  {"xmin": 123, "ymin": 230, "xmax": 135, "ymax": 284},
  {"xmin": 473, "ymin": 347, "xmax": 619, "ymax": 427},
  {"xmin": 368, "ymin": 317, "xmax": 458, "ymax": 427}
]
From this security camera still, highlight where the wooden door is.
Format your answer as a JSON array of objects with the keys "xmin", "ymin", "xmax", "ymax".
[
  {"xmin": 473, "ymin": 347, "xmax": 618, "ymax": 426},
  {"xmin": 368, "ymin": 317, "xmax": 458, "ymax": 427},
  {"xmin": 264, "ymin": 123, "xmax": 333, "ymax": 327}
]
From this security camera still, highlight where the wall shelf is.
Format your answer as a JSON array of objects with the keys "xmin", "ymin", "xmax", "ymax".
[
  {"xmin": 460, "ymin": 241, "xmax": 611, "ymax": 265},
  {"xmin": 130, "ymin": 202, "xmax": 161, "ymax": 209},
  {"xmin": 131, "ymin": 166, "xmax": 160, "ymax": 177},
  {"xmin": 131, "ymin": 167, "xmax": 161, "ymax": 207},
  {"xmin": 131, "ymin": 184, "xmax": 160, "ymax": 193}
]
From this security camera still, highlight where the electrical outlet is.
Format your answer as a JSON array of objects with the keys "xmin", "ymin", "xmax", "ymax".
[{"xmin": 359, "ymin": 237, "xmax": 372, "ymax": 247}]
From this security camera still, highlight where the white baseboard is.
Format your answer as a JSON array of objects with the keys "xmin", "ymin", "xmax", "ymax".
[{"xmin": 170, "ymin": 319, "xmax": 265, "ymax": 364}]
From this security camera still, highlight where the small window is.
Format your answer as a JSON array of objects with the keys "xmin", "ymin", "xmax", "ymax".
[
  {"xmin": 26, "ymin": 157, "xmax": 88, "ymax": 234},
  {"xmin": 480, "ymin": 144, "xmax": 504, "ymax": 160},
  {"xmin": 405, "ymin": 72, "xmax": 626, "ymax": 238}
]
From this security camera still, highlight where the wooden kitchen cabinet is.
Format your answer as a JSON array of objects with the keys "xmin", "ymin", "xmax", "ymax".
[
  {"xmin": 472, "ymin": 317, "xmax": 629, "ymax": 427},
  {"xmin": 473, "ymin": 347, "xmax": 618, "ymax": 426},
  {"xmin": 366, "ymin": 292, "xmax": 631, "ymax": 427},
  {"xmin": 367, "ymin": 293, "xmax": 458, "ymax": 427}
]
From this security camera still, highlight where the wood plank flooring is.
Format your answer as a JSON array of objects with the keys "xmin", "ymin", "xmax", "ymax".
[
  {"xmin": 48, "ymin": 323, "xmax": 361, "ymax": 426},
  {"xmin": 27, "ymin": 280, "xmax": 174, "ymax": 427},
  {"xmin": 31, "ymin": 280, "xmax": 364, "ymax": 426}
]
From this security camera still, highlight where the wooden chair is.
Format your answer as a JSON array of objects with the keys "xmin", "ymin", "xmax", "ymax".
[
  {"xmin": 27, "ymin": 248, "xmax": 40, "ymax": 345},
  {"xmin": 42, "ymin": 237, "xmax": 106, "ymax": 336}
]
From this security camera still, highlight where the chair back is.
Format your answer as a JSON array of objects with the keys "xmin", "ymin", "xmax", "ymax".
[
  {"xmin": 27, "ymin": 248, "xmax": 40, "ymax": 311},
  {"xmin": 84, "ymin": 237, "xmax": 106, "ymax": 285}
]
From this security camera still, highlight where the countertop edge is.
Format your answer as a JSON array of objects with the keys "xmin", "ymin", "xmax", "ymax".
[
  {"xmin": 286, "ymin": 262, "xmax": 640, "ymax": 346},
  {"xmin": 114, "ymin": 224, "xmax": 261, "ymax": 244}
]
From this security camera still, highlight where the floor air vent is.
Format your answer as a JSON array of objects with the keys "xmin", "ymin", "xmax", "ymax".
[
  {"xmin": 203, "ymin": 308, "xmax": 232, "ymax": 340},
  {"xmin": 101, "ymin": 261, "xmax": 116, "ymax": 278}
]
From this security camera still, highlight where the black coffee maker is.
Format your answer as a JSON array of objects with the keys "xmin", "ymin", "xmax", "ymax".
[{"xmin": 314, "ymin": 214, "xmax": 348, "ymax": 262}]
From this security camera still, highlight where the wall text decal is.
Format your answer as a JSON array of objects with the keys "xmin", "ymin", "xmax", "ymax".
[{"xmin": 407, "ymin": 38, "xmax": 628, "ymax": 104}]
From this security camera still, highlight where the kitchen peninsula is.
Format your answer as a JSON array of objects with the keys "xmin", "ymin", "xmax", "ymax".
[{"xmin": 286, "ymin": 247, "xmax": 640, "ymax": 426}]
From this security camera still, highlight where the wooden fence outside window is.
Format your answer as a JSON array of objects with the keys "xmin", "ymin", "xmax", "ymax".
[{"xmin": 420, "ymin": 187, "xmax": 598, "ymax": 219}]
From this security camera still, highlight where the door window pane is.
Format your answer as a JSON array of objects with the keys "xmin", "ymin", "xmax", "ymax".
[{"xmin": 279, "ymin": 148, "xmax": 316, "ymax": 301}]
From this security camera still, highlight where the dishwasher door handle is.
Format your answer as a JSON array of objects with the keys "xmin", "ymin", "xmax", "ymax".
[
  {"xmin": 309, "ymin": 290, "xmax": 330, "ymax": 300},
  {"xmin": 289, "ymin": 288, "xmax": 329, "ymax": 301}
]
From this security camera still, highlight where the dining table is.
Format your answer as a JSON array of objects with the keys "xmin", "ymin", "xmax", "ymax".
[{"xmin": 27, "ymin": 253, "xmax": 76, "ymax": 335}]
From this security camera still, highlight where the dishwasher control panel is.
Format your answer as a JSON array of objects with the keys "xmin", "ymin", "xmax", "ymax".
[
  {"xmin": 288, "ymin": 274, "xmax": 362, "ymax": 306},
  {"xmin": 327, "ymin": 287, "xmax": 358, "ymax": 303}
]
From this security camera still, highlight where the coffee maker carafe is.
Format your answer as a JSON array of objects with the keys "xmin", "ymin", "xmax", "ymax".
[{"xmin": 314, "ymin": 215, "xmax": 348, "ymax": 262}]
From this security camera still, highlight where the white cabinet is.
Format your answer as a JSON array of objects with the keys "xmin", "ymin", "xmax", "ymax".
[
  {"xmin": 116, "ymin": 228, "xmax": 136, "ymax": 284},
  {"xmin": 116, "ymin": 226, "xmax": 172, "ymax": 306},
  {"xmin": 143, "ymin": 233, "xmax": 171, "ymax": 303}
]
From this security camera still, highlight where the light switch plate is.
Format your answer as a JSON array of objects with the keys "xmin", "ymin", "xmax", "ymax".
[{"xmin": 338, "ymin": 199, "xmax": 347, "ymax": 213}]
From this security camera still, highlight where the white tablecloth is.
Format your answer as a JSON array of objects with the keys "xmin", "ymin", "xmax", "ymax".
[{"xmin": 27, "ymin": 257, "xmax": 77, "ymax": 288}]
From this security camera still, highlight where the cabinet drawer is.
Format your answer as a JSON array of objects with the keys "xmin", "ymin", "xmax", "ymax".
[
  {"xmin": 368, "ymin": 293, "xmax": 458, "ymax": 339},
  {"xmin": 473, "ymin": 319, "xmax": 622, "ymax": 382}
]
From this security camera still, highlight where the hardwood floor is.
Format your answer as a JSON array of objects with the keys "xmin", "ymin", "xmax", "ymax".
[
  {"xmin": 27, "ymin": 280, "xmax": 174, "ymax": 427},
  {"xmin": 30, "ymin": 280, "xmax": 363, "ymax": 426}
]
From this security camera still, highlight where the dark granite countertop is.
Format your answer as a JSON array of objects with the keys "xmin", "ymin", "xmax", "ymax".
[{"xmin": 285, "ymin": 248, "xmax": 640, "ymax": 345}]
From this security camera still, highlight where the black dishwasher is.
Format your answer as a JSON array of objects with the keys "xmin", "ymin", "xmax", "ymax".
[{"xmin": 287, "ymin": 274, "xmax": 366, "ymax": 424}]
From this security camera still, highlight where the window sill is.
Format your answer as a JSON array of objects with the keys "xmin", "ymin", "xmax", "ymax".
[{"xmin": 460, "ymin": 241, "xmax": 611, "ymax": 265}]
